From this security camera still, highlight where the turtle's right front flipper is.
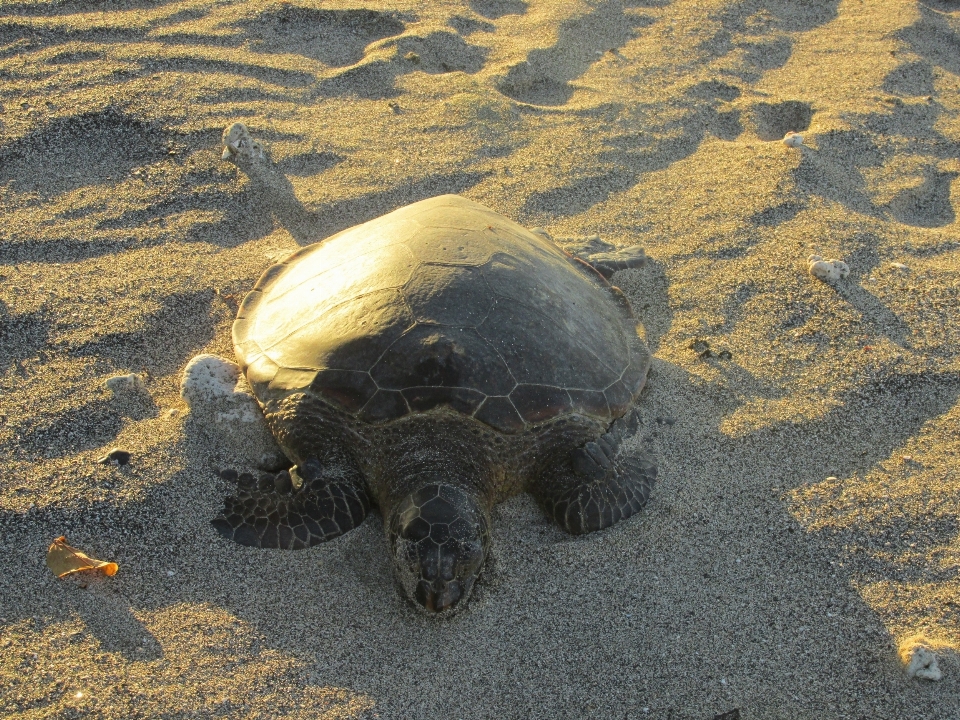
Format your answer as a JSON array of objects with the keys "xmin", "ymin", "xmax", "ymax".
[
  {"xmin": 212, "ymin": 458, "xmax": 370, "ymax": 549},
  {"xmin": 532, "ymin": 410, "xmax": 657, "ymax": 535}
]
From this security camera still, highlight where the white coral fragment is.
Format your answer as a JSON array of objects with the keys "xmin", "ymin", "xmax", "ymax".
[
  {"xmin": 782, "ymin": 131, "xmax": 804, "ymax": 148},
  {"xmin": 180, "ymin": 354, "xmax": 243, "ymax": 408},
  {"xmin": 221, "ymin": 122, "xmax": 266, "ymax": 162},
  {"xmin": 900, "ymin": 639, "xmax": 943, "ymax": 681},
  {"xmin": 181, "ymin": 354, "xmax": 284, "ymax": 470},
  {"xmin": 807, "ymin": 254, "xmax": 850, "ymax": 283}
]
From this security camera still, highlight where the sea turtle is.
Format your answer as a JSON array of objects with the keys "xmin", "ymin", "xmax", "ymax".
[{"xmin": 213, "ymin": 123, "xmax": 657, "ymax": 613}]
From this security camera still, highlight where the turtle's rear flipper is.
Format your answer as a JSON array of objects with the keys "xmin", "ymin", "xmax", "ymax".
[
  {"xmin": 549, "ymin": 232, "xmax": 647, "ymax": 279},
  {"xmin": 212, "ymin": 458, "xmax": 370, "ymax": 549},
  {"xmin": 533, "ymin": 410, "xmax": 657, "ymax": 535},
  {"xmin": 581, "ymin": 244, "xmax": 647, "ymax": 279}
]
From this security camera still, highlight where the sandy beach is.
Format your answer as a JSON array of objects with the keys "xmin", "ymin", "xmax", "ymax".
[{"xmin": 1, "ymin": 0, "xmax": 959, "ymax": 717}]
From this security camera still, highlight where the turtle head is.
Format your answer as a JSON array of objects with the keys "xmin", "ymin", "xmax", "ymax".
[{"xmin": 389, "ymin": 484, "xmax": 490, "ymax": 614}]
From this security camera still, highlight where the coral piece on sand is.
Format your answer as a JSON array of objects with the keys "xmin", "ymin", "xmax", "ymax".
[
  {"xmin": 782, "ymin": 131, "xmax": 804, "ymax": 148},
  {"xmin": 46, "ymin": 537, "xmax": 118, "ymax": 579},
  {"xmin": 180, "ymin": 354, "xmax": 244, "ymax": 408},
  {"xmin": 899, "ymin": 637, "xmax": 943, "ymax": 681},
  {"xmin": 181, "ymin": 354, "xmax": 285, "ymax": 470},
  {"xmin": 807, "ymin": 255, "xmax": 849, "ymax": 283}
]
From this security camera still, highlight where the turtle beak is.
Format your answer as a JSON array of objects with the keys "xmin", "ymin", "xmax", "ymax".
[{"xmin": 416, "ymin": 578, "xmax": 467, "ymax": 613}]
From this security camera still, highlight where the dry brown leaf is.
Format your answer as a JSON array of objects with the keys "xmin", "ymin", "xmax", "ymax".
[{"xmin": 46, "ymin": 536, "xmax": 118, "ymax": 579}]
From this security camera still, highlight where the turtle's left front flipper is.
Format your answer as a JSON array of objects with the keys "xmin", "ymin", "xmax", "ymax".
[
  {"xmin": 212, "ymin": 458, "xmax": 370, "ymax": 549},
  {"xmin": 532, "ymin": 410, "xmax": 657, "ymax": 535}
]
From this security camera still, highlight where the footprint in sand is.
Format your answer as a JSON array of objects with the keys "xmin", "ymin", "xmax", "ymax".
[
  {"xmin": 495, "ymin": 0, "xmax": 655, "ymax": 106},
  {"xmin": 237, "ymin": 7, "xmax": 407, "ymax": 67},
  {"xmin": 750, "ymin": 100, "xmax": 814, "ymax": 142},
  {"xmin": 888, "ymin": 169, "xmax": 958, "ymax": 228},
  {"xmin": 0, "ymin": 108, "xmax": 171, "ymax": 197}
]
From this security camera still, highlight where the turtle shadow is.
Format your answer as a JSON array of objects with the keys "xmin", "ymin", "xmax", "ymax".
[{"xmin": 2, "ymin": 364, "xmax": 956, "ymax": 716}]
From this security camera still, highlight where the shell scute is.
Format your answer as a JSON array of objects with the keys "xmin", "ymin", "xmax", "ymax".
[
  {"xmin": 620, "ymin": 354, "xmax": 651, "ymax": 397},
  {"xmin": 370, "ymin": 325, "xmax": 514, "ymax": 395},
  {"xmin": 474, "ymin": 396, "xmax": 526, "ymax": 433},
  {"xmin": 269, "ymin": 368, "xmax": 319, "ymax": 393},
  {"xmin": 603, "ymin": 380, "xmax": 634, "ymax": 418},
  {"xmin": 402, "ymin": 386, "xmax": 486, "ymax": 415},
  {"xmin": 509, "ymin": 384, "xmax": 572, "ymax": 424},
  {"xmin": 407, "ymin": 226, "xmax": 499, "ymax": 266},
  {"xmin": 262, "ymin": 288, "xmax": 412, "ymax": 373},
  {"xmin": 403, "ymin": 264, "xmax": 493, "ymax": 327},
  {"xmin": 477, "ymin": 301, "xmax": 617, "ymax": 390},
  {"xmin": 567, "ymin": 388, "xmax": 610, "ymax": 417},
  {"xmin": 309, "ymin": 369, "xmax": 378, "ymax": 414},
  {"xmin": 359, "ymin": 389, "xmax": 410, "ymax": 423}
]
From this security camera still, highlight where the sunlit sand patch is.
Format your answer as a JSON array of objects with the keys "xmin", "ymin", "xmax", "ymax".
[
  {"xmin": 0, "ymin": 603, "xmax": 374, "ymax": 718},
  {"xmin": 788, "ymin": 397, "xmax": 960, "ymax": 663},
  {"xmin": 718, "ymin": 393, "xmax": 844, "ymax": 438}
]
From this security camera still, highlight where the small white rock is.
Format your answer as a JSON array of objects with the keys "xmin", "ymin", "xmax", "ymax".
[
  {"xmin": 890, "ymin": 262, "xmax": 909, "ymax": 271},
  {"xmin": 783, "ymin": 131, "xmax": 804, "ymax": 148},
  {"xmin": 901, "ymin": 641, "xmax": 942, "ymax": 681},
  {"xmin": 104, "ymin": 373, "xmax": 143, "ymax": 395},
  {"xmin": 807, "ymin": 254, "xmax": 850, "ymax": 283}
]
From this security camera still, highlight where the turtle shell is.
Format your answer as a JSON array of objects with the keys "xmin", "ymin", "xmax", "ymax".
[{"xmin": 233, "ymin": 195, "xmax": 649, "ymax": 433}]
